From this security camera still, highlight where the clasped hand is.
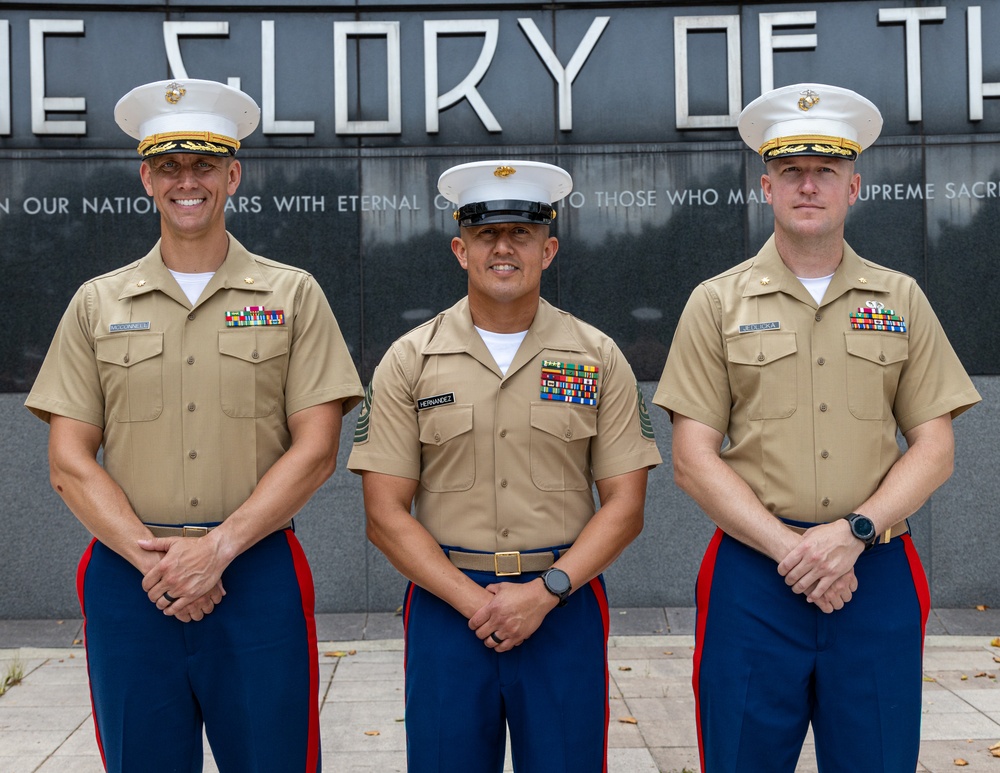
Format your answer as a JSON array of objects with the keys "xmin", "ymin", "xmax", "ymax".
[
  {"xmin": 468, "ymin": 580, "xmax": 559, "ymax": 653},
  {"xmin": 138, "ymin": 537, "xmax": 227, "ymax": 622},
  {"xmin": 777, "ymin": 521, "xmax": 863, "ymax": 614}
]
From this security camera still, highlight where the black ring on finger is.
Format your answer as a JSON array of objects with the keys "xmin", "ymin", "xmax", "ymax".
[
  {"xmin": 490, "ymin": 632, "xmax": 503, "ymax": 644},
  {"xmin": 162, "ymin": 592, "xmax": 178, "ymax": 604}
]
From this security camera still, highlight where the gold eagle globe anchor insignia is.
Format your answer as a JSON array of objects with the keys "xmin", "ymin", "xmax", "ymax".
[
  {"xmin": 797, "ymin": 90, "xmax": 820, "ymax": 111},
  {"xmin": 165, "ymin": 82, "xmax": 187, "ymax": 104}
]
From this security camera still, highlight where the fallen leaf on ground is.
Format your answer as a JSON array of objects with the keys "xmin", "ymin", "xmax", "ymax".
[
  {"xmin": 923, "ymin": 676, "xmax": 937, "ymax": 682},
  {"xmin": 953, "ymin": 759, "xmax": 968, "ymax": 767},
  {"xmin": 663, "ymin": 651, "xmax": 673, "ymax": 655},
  {"xmin": 991, "ymin": 637, "xmax": 1000, "ymax": 648},
  {"xmin": 618, "ymin": 716, "xmax": 638, "ymax": 724},
  {"xmin": 324, "ymin": 651, "xmax": 352, "ymax": 658},
  {"xmin": 975, "ymin": 604, "xmax": 990, "ymax": 611},
  {"xmin": 364, "ymin": 730, "xmax": 380, "ymax": 736},
  {"xmin": 618, "ymin": 666, "xmax": 632, "ymax": 671}
]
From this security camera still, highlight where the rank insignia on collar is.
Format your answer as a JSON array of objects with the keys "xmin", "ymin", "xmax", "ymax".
[
  {"xmin": 540, "ymin": 360, "xmax": 599, "ymax": 405},
  {"xmin": 225, "ymin": 306, "xmax": 285, "ymax": 327}
]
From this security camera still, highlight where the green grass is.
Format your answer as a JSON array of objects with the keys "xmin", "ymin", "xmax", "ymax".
[{"xmin": 0, "ymin": 658, "xmax": 24, "ymax": 696}]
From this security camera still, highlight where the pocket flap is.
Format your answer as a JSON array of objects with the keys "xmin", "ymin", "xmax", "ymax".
[
  {"xmin": 418, "ymin": 404, "xmax": 474, "ymax": 446},
  {"xmin": 95, "ymin": 332, "xmax": 163, "ymax": 367},
  {"xmin": 845, "ymin": 332, "xmax": 908, "ymax": 365},
  {"xmin": 218, "ymin": 329, "xmax": 289, "ymax": 364},
  {"xmin": 727, "ymin": 332, "xmax": 797, "ymax": 366},
  {"xmin": 530, "ymin": 402, "xmax": 598, "ymax": 442}
]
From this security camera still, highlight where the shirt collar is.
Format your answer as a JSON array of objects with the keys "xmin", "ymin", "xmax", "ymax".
[
  {"xmin": 743, "ymin": 235, "xmax": 888, "ymax": 306},
  {"xmin": 117, "ymin": 233, "xmax": 272, "ymax": 305},
  {"xmin": 423, "ymin": 297, "xmax": 587, "ymax": 376}
]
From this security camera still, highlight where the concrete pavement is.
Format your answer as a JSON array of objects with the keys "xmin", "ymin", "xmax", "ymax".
[{"xmin": 1, "ymin": 608, "xmax": 999, "ymax": 772}]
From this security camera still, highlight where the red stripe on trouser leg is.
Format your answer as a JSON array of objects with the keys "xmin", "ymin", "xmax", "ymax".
[
  {"xmin": 900, "ymin": 534, "xmax": 931, "ymax": 654},
  {"xmin": 284, "ymin": 531, "xmax": 321, "ymax": 773},
  {"xmin": 76, "ymin": 538, "xmax": 108, "ymax": 772},
  {"xmin": 693, "ymin": 529, "xmax": 724, "ymax": 773},
  {"xmin": 586, "ymin": 575, "xmax": 611, "ymax": 773}
]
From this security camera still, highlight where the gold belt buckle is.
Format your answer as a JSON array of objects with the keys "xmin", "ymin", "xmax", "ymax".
[
  {"xmin": 181, "ymin": 526, "xmax": 209, "ymax": 537},
  {"xmin": 494, "ymin": 551, "xmax": 522, "ymax": 576}
]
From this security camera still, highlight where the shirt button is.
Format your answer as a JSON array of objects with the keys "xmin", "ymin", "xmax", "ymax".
[
  {"xmin": 821, "ymin": 497, "xmax": 830, "ymax": 507},
  {"xmin": 187, "ymin": 356, "xmax": 195, "ymax": 365},
  {"xmin": 190, "ymin": 498, "xmax": 199, "ymax": 507},
  {"xmin": 757, "ymin": 353, "xmax": 765, "ymax": 362},
  {"xmin": 189, "ymin": 450, "xmax": 198, "ymax": 459},
  {"xmin": 817, "ymin": 357, "xmax": 825, "ymax": 366},
  {"xmin": 123, "ymin": 354, "xmax": 130, "ymax": 364},
  {"xmin": 564, "ymin": 429, "xmax": 573, "ymax": 439},
  {"xmin": 251, "ymin": 350, "xmax": 259, "ymax": 360},
  {"xmin": 879, "ymin": 353, "xmax": 886, "ymax": 362},
  {"xmin": 821, "ymin": 450, "xmax": 829, "ymax": 459},
  {"xmin": 815, "ymin": 313, "xmax": 822, "ymax": 322},
  {"xmin": 499, "ymin": 429, "xmax": 507, "ymax": 438},
  {"xmin": 501, "ymin": 529, "xmax": 510, "ymax": 538},
  {"xmin": 819, "ymin": 403, "xmax": 828, "ymax": 412},
  {"xmin": 187, "ymin": 402, "xmax": 196, "ymax": 412},
  {"xmin": 500, "ymin": 479, "xmax": 508, "ymax": 488},
  {"xmin": 188, "ymin": 312, "xmax": 196, "ymax": 321},
  {"xmin": 433, "ymin": 432, "xmax": 441, "ymax": 443}
]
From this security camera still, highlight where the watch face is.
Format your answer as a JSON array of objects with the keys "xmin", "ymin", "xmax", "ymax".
[
  {"xmin": 851, "ymin": 515, "xmax": 875, "ymax": 540},
  {"xmin": 545, "ymin": 569, "xmax": 571, "ymax": 595}
]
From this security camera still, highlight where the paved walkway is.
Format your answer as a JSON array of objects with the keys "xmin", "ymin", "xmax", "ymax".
[{"xmin": 1, "ymin": 608, "xmax": 999, "ymax": 772}]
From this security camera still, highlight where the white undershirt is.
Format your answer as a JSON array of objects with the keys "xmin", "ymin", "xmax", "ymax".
[
  {"xmin": 475, "ymin": 326, "xmax": 528, "ymax": 375},
  {"xmin": 797, "ymin": 273, "xmax": 834, "ymax": 305},
  {"xmin": 169, "ymin": 270, "xmax": 215, "ymax": 306}
]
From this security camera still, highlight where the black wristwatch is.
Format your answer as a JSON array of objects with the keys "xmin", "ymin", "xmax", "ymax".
[
  {"xmin": 540, "ymin": 568, "xmax": 572, "ymax": 606},
  {"xmin": 846, "ymin": 513, "xmax": 878, "ymax": 550}
]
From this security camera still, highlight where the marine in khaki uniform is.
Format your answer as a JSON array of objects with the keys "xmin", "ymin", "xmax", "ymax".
[
  {"xmin": 654, "ymin": 83, "xmax": 982, "ymax": 772},
  {"xmin": 348, "ymin": 160, "xmax": 661, "ymax": 773},
  {"xmin": 25, "ymin": 79, "xmax": 362, "ymax": 773}
]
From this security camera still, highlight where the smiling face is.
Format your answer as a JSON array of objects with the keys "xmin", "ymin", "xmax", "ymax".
[
  {"xmin": 140, "ymin": 152, "xmax": 241, "ymax": 241},
  {"xmin": 761, "ymin": 155, "xmax": 860, "ymax": 244},
  {"xmin": 451, "ymin": 221, "xmax": 558, "ymax": 332}
]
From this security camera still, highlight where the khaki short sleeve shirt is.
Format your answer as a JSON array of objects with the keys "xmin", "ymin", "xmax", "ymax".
[
  {"xmin": 348, "ymin": 297, "xmax": 661, "ymax": 551},
  {"xmin": 654, "ymin": 236, "xmax": 981, "ymax": 523},
  {"xmin": 26, "ymin": 235, "xmax": 363, "ymax": 524}
]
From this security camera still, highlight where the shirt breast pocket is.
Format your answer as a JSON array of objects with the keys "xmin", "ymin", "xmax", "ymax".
[
  {"xmin": 726, "ymin": 332, "xmax": 798, "ymax": 420},
  {"xmin": 529, "ymin": 402, "xmax": 598, "ymax": 491},
  {"xmin": 845, "ymin": 332, "xmax": 908, "ymax": 420},
  {"xmin": 95, "ymin": 332, "xmax": 164, "ymax": 423},
  {"xmin": 219, "ymin": 329, "xmax": 290, "ymax": 418},
  {"xmin": 417, "ymin": 404, "xmax": 475, "ymax": 492}
]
